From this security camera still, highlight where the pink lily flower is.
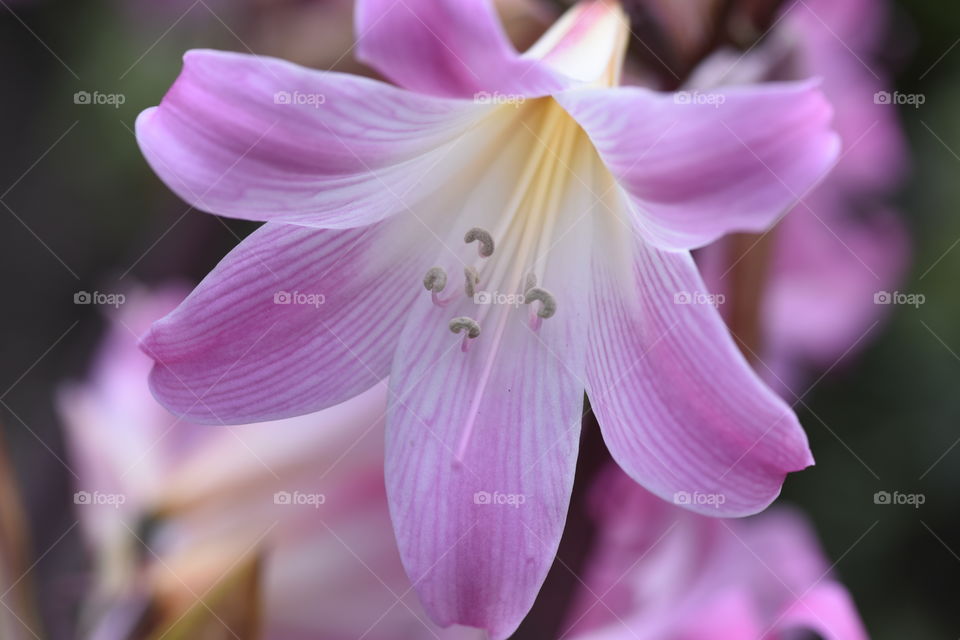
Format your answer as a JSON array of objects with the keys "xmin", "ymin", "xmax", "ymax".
[
  {"xmin": 135, "ymin": 1, "xmax": 838, "ymax": 636},
  {"xmin": 563, "ymin": 466, "xmax": 869, "ymax": 640}
]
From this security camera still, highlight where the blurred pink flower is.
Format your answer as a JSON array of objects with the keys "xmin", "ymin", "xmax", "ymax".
[
  {"xmin": 135, "ymin": 0, "xmax": 839, "ymax": 635},
  {"xmin": 690, "ymin": 0, "xmax": 910, "ymax": 393},
  {"xmin": 563, "ymin": 466, "xmax": 869, "ymax": 640},
  {"xmin": 59, "ymin": 286, "xmax": 207, "ymax": 578},
  {"xmin": 60, "ymin": 288, "xmax": 481, "ymax": 640}
]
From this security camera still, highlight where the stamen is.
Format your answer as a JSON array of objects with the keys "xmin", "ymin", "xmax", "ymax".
[
  {"xmin": 464, "ymin": 267, "xmax": 480, "ymax": 298},
  {"xmin": 525, "ymin": 287, "xmax": 557, "ymax": 331},
  {"xmin": 423, "ymin": 267, "xmax": 450, "ymax": 307},
  {"xmin": 423, "ymin": 267, "xmax": 447, "ymax": 292},
  {"xmin": 449, "ymin": 317, "xmax": 481, "ymax": 338},
  {"xmin": 464, "ymin": 227, "xmax": 495, "ymax": 258},
  {"xmin": 449, "ymin": 316, "xmax": 481, "ymax": 352},
  {"xmin": 525, "ymin": 287, "xmax": 557, "ymax": 318}
]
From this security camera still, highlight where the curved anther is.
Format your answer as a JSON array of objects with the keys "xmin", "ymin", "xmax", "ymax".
[
  {"xmin": 423, "ymin": 266, "xmax": 451, "ymax": 307},
  {"xmin": 449, "ymin": 317, "xmax": 481, "ymax": 339},
  {"xmin": 450, "ymin": 316, "xmax": 481, "ymax": 352},
  {"xmin": 423, "ymin": 267, "xmax": 447, "ymax": 293},
  {"xmin": 464, "ymin": 227, "xmax": 495, "ymax": 258},
  {"xmin": 524, "ymin": 287, "xmax": 557, "ymax": 319},
  {"xmin": 464, "ymin": 266, "xmax": 480, "ymax": 298}
]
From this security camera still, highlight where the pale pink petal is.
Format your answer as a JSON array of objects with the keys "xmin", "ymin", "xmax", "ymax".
[
  {"xmin": 585, "ymin": 211, "xmax": 813, "ymax": 516},
  {"xmin": 355, "ymin": 0, "xmax": 568, "ymax": 98},
  {"xmin": 556, "ymin": 81, "xmax": 840, "ymax": 250},
  {"xmin": 520, "ymin": 1, "xmax": 630, "ymax": 85},
  {"xmin": 142, "ymin": 214, "xmax": 440, "ymax": 424},
  {"xmin": 385, "ymin": 187, "xmax": 594, "ymax": 639},
  {"xmin": 136, "ymin": 49, "xmax": 491, "ymax": 228}
]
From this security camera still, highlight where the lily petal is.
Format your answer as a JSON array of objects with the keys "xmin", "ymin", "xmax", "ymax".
[
  {"xmin": 136, "ymin": 49, "xmax": 493, "ymax": 228},
  {"xmin": 385, "ymin": 172, "xmax": 594, "ymax": 639},
  {"xmin": 585, "ymin": 206, "xmax": 813, "ymax": 516},
  {"xmin": 556, "ymin": 81, "xmax": 840, "ymax": 250},
  {"xmin": 142, "ymin": 215, "xmax": 438, "ymax": 423},
  {"xmin": 355, "ymin": 0, "xmax": 568, "ymax": 99}
]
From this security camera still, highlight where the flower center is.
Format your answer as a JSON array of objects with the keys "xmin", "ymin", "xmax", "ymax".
[
  {"xmin": 418, "ymin": 0, "xmax": 630, "ymax": 350},
  {"xmin": 421, "ymin": 98, "xmax": 591, "ymax": 350},
  {"xmin": 420, "ymin": 1, "xmax": 630, "ymax": 465}
]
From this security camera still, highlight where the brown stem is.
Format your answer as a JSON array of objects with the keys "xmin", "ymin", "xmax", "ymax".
[{"xmin": 724, "ymin": 231, "xmax": 776, "ymax": 361}]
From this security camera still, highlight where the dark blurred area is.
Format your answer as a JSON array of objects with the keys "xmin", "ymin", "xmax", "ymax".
[{"xmin": 1, "ymin": 0, "xmax": 958, "ymax": 638}]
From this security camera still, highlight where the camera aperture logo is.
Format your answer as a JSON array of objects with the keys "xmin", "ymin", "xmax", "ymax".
[
  {"xmin": 274, "ymin": 291, "xmax": 326, "ymax": 308},
  {"xmin": 274, "ymin": 490, "xmax": 326, "ymax": 509},
  {"xmin": 74, "ymin": 291, "xmax": 126, "ymax": 308},
  {"xmin": 74, "ymin": 490, "xmax": 126, "ymax": 509},
  {"xmin": 873, "ymin": 490, "xmax": 924, "ymax": 508},
  {"xmin": 473, "ymin": 490, "xmax": 526, "ymax": 508},
  {"xmin": 673, "ymin": 490, "xmax": 726, "ymax": 509},
  {"xmin": 274, "ymin": 91, "xmax": 326, "ymax": 108}
]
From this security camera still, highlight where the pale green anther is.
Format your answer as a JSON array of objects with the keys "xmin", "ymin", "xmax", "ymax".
[
  {"xmin": 423, "ymin": 267, "xmax": 447, "ymax": 292},
  {"xmin": 464, "ymin": 227, "xmax": 495, "ymax": 257},
  {"xmin": 449, "ymin": 316, "xmax": 481, "ymax": 339},
  {"xmin": 525, "ymin": 287, "xmax": 557, "ymax": 319}
]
